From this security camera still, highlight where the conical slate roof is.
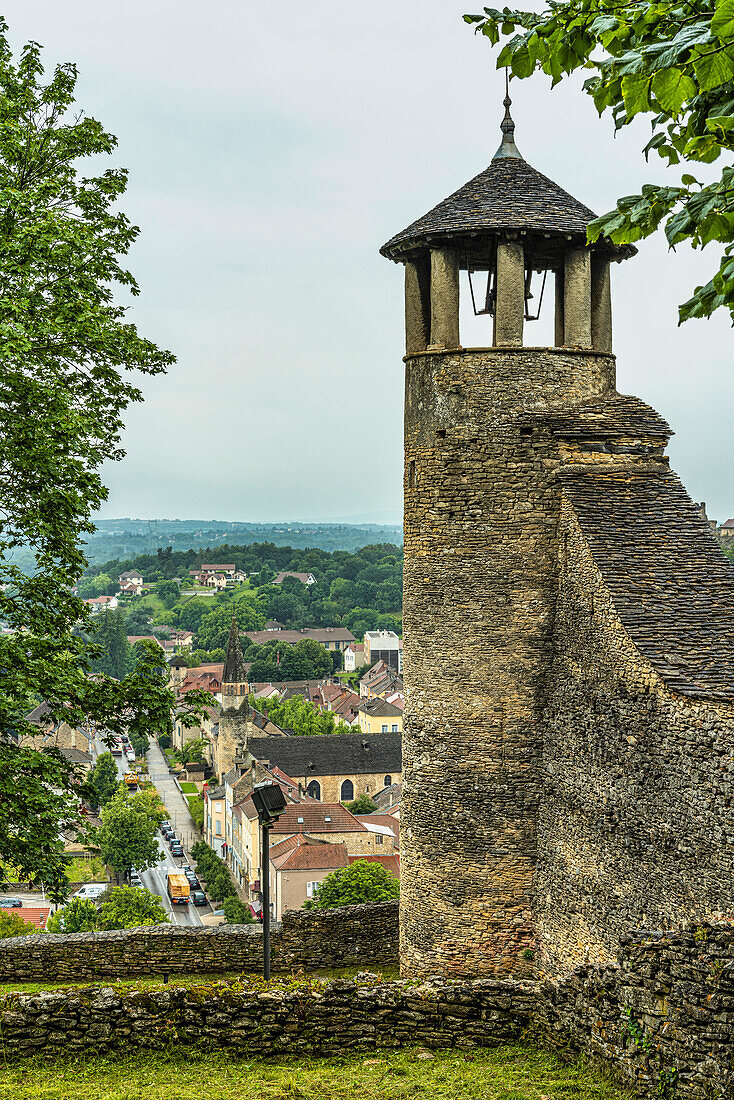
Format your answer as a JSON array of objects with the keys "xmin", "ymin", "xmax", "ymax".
[
  {"xmin": 381, "ymin": 156, "xmax": 600, "ymax": 262},
  {"xmin": 380, "ymin": 97, "xmax": 629, "ymax": 262},
  {"xmin": 223, "ymin": 617, "xmax": 248, "ymax": 685}
]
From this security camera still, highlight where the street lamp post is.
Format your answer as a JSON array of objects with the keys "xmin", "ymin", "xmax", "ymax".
[{"xmin": 250, "ymin": 782, "xmax": 287, "ymax": 980}]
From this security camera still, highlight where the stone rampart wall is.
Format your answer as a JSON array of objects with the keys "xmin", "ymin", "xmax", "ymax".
[
  {"xmin": 536, "ymin": 501, "xmax": 734, "ymax": 974},
  {"xmin": 2, "ymin": 923, "xmax": 733, "ymax": 1098},
  {"xmin": 0, "ymin": 977, "xmax": 536, "ymax": 1058},
  {"xmin": 544, "ymin": 923, "xmax": 734, "ymax": 1100},
  {"xmin": 0, "ymin": 900, "xmax": 398, "ymax": 983}
]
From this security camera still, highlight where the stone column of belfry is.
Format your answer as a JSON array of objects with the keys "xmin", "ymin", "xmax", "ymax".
[{"xmin": 381, "ymin": 89, "xmax": 627, "ymax": 980}]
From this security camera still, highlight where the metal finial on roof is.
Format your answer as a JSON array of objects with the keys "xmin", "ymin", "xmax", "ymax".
[{"xmin": 493, "ymin": 70, "xmax": 523, "ymax": 160}]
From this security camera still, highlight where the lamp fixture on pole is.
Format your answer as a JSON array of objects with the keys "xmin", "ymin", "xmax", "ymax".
[{"xmin": 251, "ymin": 781, "xmax": 288, "ymax": 980}]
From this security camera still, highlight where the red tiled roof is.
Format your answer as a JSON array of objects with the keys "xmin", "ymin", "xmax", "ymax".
[
  {"xmin": 269, "ymin": 803, "xmax": 366, "ymax": 835},
  {"xmin": 0, "ymin": 906, "xmax": 50, "ymax": 929},
  {"xmin": 274, "ymin": 840, "xmax": 349, "ymax": 872},
  {"xmin": 269, "ymin": 834, "xmax": 303, "ymax": 860},
  {"xmin": 347, "ymin": 854, "xmax": 400, "ymax": 877}
]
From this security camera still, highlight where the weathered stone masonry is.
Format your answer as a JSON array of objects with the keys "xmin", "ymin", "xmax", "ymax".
[
  {"xmin": 401, "ymin": 347, "xmax": 615, "ymax": 979},
  {"xmin": 3, "ymin": 922, "xmax": 733, "ymax": 1099},
  {"xmin": 383, "ymin": 98, "xmax": 734, "ymax": 980},
  {"xmin": 0, "ymin": 901, "xmax": 399, "ymax": 983}
]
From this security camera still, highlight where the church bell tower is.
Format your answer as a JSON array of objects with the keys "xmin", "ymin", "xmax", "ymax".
[{"xmin": 381, "ymin": 92, "xmax": 634, "ymax": 978}]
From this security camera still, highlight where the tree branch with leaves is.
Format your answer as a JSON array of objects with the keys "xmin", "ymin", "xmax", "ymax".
[
  {"xmin": 466, "ymin": 0, "xmax": 734, "ymax": 321},
  {"xmin": 0, "ymin": 21, "xmax": 209, "ymax": 900}
]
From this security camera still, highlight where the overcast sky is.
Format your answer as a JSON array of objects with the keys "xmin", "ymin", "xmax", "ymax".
[{"xmin": 5, "ymin": 1, "xmax": 734, "ymax": 523}]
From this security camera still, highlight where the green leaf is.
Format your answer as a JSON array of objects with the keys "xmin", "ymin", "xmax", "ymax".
[
  {"xmin": 651, "ymin": 68, "xmax": 697, "ymax": 115},
  {"xmin": 693, "ymin": 46, "xmax": 734, "ymax": 91},
  {"xmin": 621, "ymin": 72, "xmax": 652, "ymax": 117},
  {"xmin": 711, "ymin": 0, "xmax": 734, "ymax": 41}
]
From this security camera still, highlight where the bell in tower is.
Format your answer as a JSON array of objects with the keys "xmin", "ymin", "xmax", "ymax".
[
  {"xmin": 380, "ymin": 90, "xmax": 634, "ymax": 981},
  {"xmin": 381, "ymin": 82, "xmax": 633, "ymax": 356}
]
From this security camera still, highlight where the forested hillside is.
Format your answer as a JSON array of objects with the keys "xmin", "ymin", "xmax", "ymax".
[{"xmin": 83, "ymin": 543, "xmax": 403, "ymax": 678}]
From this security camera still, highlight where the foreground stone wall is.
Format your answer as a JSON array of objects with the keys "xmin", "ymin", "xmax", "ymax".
[
  {"xmin": 401, "ymin": 346, "xmax": 616, "ymax": 979},
  {"xmin": 0, "ymin": 976, "xmax": 536, "ymax": 1058},
  {"xmin": 545, "ymin": 923, "xmax": 734, "ymax": 1100},
  {"xmin": 536, "ymin": 501, "xmax": 734, "ymax": 974},
  {"xmin": 2, "ymin": 923, "xmax": 733, "ymax": 1097},
  {"xmin": 0, "ymin": 901, "xmax": 398, "ymax": 983}
]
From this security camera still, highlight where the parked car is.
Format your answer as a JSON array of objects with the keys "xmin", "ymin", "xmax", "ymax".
[
  {"xmin": 160, "ymin": 824, "xmax": 174, "ymax": 837},
  {"xmin": 130, "ymin": 873, "xmax": 142, "ymax": 888},
  {"xmin": 183, "ymin": 868, "xmax": 198, "ymax": 882},
  {"xmin": 170, "ymin": 843, "xmax": 184, "ymax": 858},
  {"xmin": 190, "ymin": 889, "xmax": 207, "ymax": 906},
  {"xmin": 0, "ymin": 896, "xmax": 23, "ymax": 908}
]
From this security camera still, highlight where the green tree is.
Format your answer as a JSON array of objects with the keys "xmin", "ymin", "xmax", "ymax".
[
  {"xmin": 345, "ymin": 794, "xmax": 379, "ymax": 815},
  {"xmin": 97, "ymin": 884, "xmax": 169, "ymax": 929},
  {"xmin": 0, "ymin": 24, "xmax": 210, "ymax": 899},
  {"xmin": 157, "ymin": 580, "xmax": 180, "ymax": 608},
  {"xmin": 90, "ymin": 611, "xmax": 130, "ymax": 680},
  {"xmin": 46, "ymin": 896, "xmax": 100, "ymax": 933},
  {"xmin": 77, "ymin": 573, "xmax": 115, "ymax": 599},
  {"xmin": 196, "ymin": 601, "xmax": 264, "ymax": 651},
  {"xmin": 0, "ymin": 909, "xmax": 41, "ymax": 938},
  {"xmin": 181, "ymin": 738, "xmax": 208, "ymax": 765},
  {"xmin": 97, "ymin": 790, "xmax": 160, "ymax": 880},
  {"xmin": 303, "ymin": 861, "xmax": 400, "ymax": 909},
  {"xmin": 222, "ymin": 896, "xmax": 254, "ymax": 924},
  {"xmin": 128, "ymin": 729, "xmax": 150, "ymax": 759},
  {"xmin": 90, "ymin": 752, "xmax": 119, "ymax": 807},
  {"xmin": 130, "ymin": 785, "xmax": 167, "ymax": 825},
  {"xmin": 467, "ymin": 0, "xmax": 734, "ymax": 322}
]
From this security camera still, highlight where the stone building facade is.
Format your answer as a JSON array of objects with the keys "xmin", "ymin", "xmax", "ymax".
[{"xmin": 381, "ymin": 98, "xmax": 734, "ymax": 978}]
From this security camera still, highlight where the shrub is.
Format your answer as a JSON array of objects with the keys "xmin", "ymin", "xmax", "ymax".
[
  {"xmin": 0, "ymin": 910, "xmax": 40, "ymax": 938},
  {"xmin": 222, "ymin": 896, "xmax": 253, "ymax": 924},
  {"xmin": 158, "ymin": 733, "xmax": 171, "ymax": 750},
  {"xmin": 186, "ymin": 795, "xmax": 205, "ymax": 830},
  {"xmin": 303, "ymin": 860, "xmax": 399, "ymax": 909}
]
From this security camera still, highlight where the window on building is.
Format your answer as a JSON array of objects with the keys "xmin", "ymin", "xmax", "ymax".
[
  {"xmin": 376, "ymin": 835, "xmax": 384, "ymax": 845},
  {"xmin": 384, "ymin": 775, "xmax": 392, "ymax": 788},
  {"xmin": 324, "ymin": 816, "xmax": 331, "ymax": 822},
  {"xmin": 297, "ymin": 816, "xmax": 304, "ymax": 824},
  {"xmin": 381, "ymin": 724, "xmax": 388, "ymax": 733},
  {"xmin": 307, "ymin": 780, "xmax": 321, "ymax": 799},
  {"xmin": 215, "ymin": 822, "xmax": 221, "ymax": 836},
  {"xmin": 391, "ymin": 723, "xmax": 398, "ymax": 732},
  {"xmin": 341, "ymin": 779, "xmax": 354, "ymax": 801},
  {"xmin": 306, "ymin": 881, "xmax": 320, "ymax": 898}
]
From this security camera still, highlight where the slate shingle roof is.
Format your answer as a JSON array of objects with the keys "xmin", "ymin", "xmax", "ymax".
[
  {"xmin": 536, "ymin": 393, "xmax": 673, "ymax": 442},
  {"xmin": 562, "ymin": 467, "xmax": 734, "ymax": 701},
  {"xmin": 251, "ymin": 733, "xmax": 402, "ymax": 777},
  {"xmin": 382, "ymin": 156, "xmax": 604, "ymax": 261}
]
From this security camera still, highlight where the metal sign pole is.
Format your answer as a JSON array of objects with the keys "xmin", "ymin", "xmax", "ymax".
[{"xmin": 262, "ymin": 820, "xmax": 271, "ymax": 980}]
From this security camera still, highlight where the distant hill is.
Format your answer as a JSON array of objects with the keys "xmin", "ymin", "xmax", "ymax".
[{"xmin": 81, "ymin": 519, "xmax": 403, "ymax": 567}]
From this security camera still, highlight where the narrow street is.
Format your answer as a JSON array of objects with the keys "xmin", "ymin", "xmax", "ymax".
[{"xmin": 93, "ymin": 732, "xmax": 207, "ymax": 926}]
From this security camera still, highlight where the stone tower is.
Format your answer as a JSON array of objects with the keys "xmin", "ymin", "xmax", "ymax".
[
  {"xmin": 384, "ymin": 91, "xmax": 734, "ymax": 981},
  {"xmin": 381, "ymin": 98, "xmax": 633, "ymax": 978},
  {"xmin": 215, "ymin": 618, "xmax": 250, "ymax": 778}
]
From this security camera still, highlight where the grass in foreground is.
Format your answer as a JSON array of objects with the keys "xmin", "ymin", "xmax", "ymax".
[
  {"xmin": 0, "ymin": 965, "xmax": 401, "ymax": 995},
  {"xmin": 0, "ymin": 1046, "xmax": 631, "ymax": 1100}
]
